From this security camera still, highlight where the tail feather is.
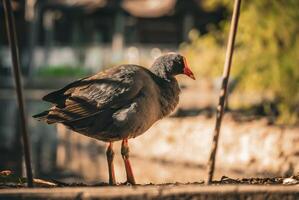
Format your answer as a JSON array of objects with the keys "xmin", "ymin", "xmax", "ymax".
[
  {"xmin": 32, "ymin": 110, "xmax": 49, "ymax": 119},
  {"xmin": 32, "ymin": 110, "xmax": 56, "ymax": 124}
]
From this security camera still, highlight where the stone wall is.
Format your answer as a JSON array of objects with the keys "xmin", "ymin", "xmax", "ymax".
[{"xmin": 55, "ymin": 114, "xmax": 299, "ymax": 184}]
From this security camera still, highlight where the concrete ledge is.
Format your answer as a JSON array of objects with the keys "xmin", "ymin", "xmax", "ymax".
[{"xmin": 0, "ymin": 185, "xmax": 298, "ymax": 200}]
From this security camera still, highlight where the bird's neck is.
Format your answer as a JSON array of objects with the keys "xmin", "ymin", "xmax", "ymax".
[
  {"xmin": 158, "ymin": 78, "xmax": 180, "ymax": 117},
  {"xmin": 149, "ymin": 63, "xmax": 180, "ymax": 116},
  {"xmin": 150, "ymin": 63, "xmax": 169, "ymax": 81}
]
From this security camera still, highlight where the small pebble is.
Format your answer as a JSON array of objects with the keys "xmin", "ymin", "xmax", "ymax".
[{"xmin": 283, "ymin": 178, "xmax": 299, "ymax": 185}]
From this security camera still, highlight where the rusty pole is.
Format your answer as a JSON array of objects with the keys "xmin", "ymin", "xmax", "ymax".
[
  {"xmin": 206, "ymin": 0, "xmax": 241, "ymax": 184},
  {"xmin": 2, "ymin": 0, "xmax": 34, "ymax": 187}
]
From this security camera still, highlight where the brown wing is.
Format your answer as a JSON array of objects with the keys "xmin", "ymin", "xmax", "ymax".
[{"xmin": 35, "ymin": 65, "xmax": 145, "ymax": 123}]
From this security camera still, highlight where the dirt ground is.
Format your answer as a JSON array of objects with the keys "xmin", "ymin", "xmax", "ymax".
[
  {"xmin": 1, "ymin": 169, "xmax": 299, "ymax": 188},
  {"xmin": 1, "ymin": 176, "xmax": 299, "ymax": 200}
]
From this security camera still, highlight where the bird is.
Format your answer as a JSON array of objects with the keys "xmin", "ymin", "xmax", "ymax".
[{"xmin": 33, "ymin": 53, "xmax": 195, "ymax": 185}]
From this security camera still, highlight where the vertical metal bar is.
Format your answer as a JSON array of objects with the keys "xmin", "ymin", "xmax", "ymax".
[
  {"xmin": 206, "ymin": 0, "xmax": 242, "ymax": 184},
  {"xmin": 2, "ymin": 0, "xmax": 34, "ymax": 187}
]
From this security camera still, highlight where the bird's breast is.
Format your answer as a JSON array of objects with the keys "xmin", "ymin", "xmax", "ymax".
[{"xmin": 158, "ymin": 79, "xmax": 180, "ymax": 117}]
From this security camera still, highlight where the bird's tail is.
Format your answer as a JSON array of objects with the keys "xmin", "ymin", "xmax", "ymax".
[{"xmin": 32, "ymin": 110, "xmax": 56, "ymax": 124}]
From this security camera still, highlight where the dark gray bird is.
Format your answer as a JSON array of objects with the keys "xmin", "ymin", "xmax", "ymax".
[{"xmin": 33, "ymin": 53, "xmax": 195, "ymax": 185}]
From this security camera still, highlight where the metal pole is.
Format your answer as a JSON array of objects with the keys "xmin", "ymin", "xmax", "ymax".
[
  {"xmin": 206, "ymin": 0, "xmax": 241, "ymax": 184},
  {"xmin": 2, "ymin": 0, "xmax": 34, "ymax": 187}
]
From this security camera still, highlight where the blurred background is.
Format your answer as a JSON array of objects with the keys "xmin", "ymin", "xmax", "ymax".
[{"xmin": 0, "ymin": 0, "xmax": 298, "ymax": 184}]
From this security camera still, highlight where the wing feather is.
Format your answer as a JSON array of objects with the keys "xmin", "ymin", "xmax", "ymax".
[{"xmin": 40, "ymin": 65, "xmax": 144, "ymax": 123}]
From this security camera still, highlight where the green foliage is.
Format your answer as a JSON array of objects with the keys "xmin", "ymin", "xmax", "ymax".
[
  {"xmin": 181, "ymin": 0, "xmax": 299, "ymax": 124},
  {"xmin": 36, "ymin": 65, "xmax": 91, "ymax": 77}
]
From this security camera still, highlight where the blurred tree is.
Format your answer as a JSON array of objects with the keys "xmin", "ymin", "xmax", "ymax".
[{"xmin": 181, "ymin": 0, "xmax": 299, "ymax": 124}]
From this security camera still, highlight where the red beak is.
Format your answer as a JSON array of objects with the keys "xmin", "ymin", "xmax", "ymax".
[{"xmin": 183, "ymin": 57, "xmax": 195, "ymax": 80}]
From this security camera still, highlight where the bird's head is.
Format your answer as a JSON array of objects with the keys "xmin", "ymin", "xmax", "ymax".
[{"xmin": 151, "ymin": 53, "xmax": 195, "ymax": 80}]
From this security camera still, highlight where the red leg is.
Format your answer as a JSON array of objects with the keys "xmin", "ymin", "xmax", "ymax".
[
  {"xmin": 121, "ymin": 139, "xmax": 136, "ymax": 185},
  {"xmin": 106, "ymin": 142, "xmax": 116, "ymax": 185}
]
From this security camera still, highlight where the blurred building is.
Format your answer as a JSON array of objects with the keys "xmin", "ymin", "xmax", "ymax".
[{"xmin": 0, "ymin": 0, "xmax": 225, "ymax": 74}]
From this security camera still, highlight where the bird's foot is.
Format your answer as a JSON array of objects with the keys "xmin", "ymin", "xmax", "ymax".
[
  {"xmin": 122, "ymin": 181, "xmax": 137, "ymax": 186},
  {"xmin": 109, "ymin": 180, "xmax": 117, "ymax": 186}
]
